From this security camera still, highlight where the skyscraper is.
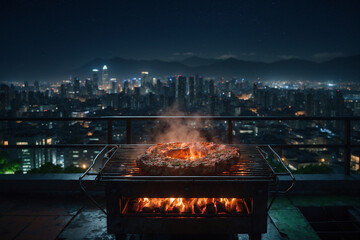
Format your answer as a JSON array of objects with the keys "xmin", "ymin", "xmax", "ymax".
[
  {"xmin": 177, "ymin": 76, "xmax": 186, "ymax": 107},
  {"xmin": 196, "ymin": 75, "xmax": 203, "ymax": 106},
  {"xmin": 141, "ymin": 71, "xmax": 150, "ymax": 89},
  {"xmin": 189, "ymin": 76, "xmax": 195, "ymax": 104},
  {"xmin": 110, "ymin": 78, "xmax": 118, "ymax": 94},
  {"xmin": 74, "ymin": 77, "xmax": 80, "ymax": 96},
  {"xmin": 85, "ymin": 78, "xmax": 93, "ymax": 96},
  {"xmin": 92, "ymin": 69, "xmax": 99, "ymax": 93},
  {"xmin": 102, "ymin": 65, "xmax": 109, "ymax": 91}
]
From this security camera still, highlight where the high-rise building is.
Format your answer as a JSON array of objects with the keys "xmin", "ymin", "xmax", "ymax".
[
  {"xmin": 177, "ymin": 76, "xmax": 186, "ymax": 107},
  {"xmin": 74, "ymin": 77, "xmax": 80, "ymax": 96},
  {"xmin": 92, "ymin": 69, "xmax": 99, "ymax": 93},
  {"xmin": 253, "ymin": 83, "xmax": 258, "ymax": 101},
  {"xmin": 196, "ymin": 75, "xmax": 203, "ymax": 105},
  {"xmin": 189, "ymin": 76, "xmax": 195, "ymax": 103},
  {"xmin": 123, "ymin": 80, "xmax": 129, "ymax": 94},
  {"xmin": 85, "ymin": 79, "xmax": 93, "ymax": 96},
  {"xmin": 110, "ymin": 78, "xmax": 118, "ymax": 94},
  {"xmin": 102, "ymin": 65, "xmax": 109, "ymax": 91},
  {"xmin": 141, "ymin": 71, "xmax": 150, "ymax": 89}
]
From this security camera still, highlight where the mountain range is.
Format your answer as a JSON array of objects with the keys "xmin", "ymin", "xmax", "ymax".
[{"xmin": 72, "ymin": 55, "xmax": 360, "ymax": 82}]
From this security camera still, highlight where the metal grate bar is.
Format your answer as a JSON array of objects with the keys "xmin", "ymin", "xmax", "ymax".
[{"xmin": 98, "ymin": 145, "xmax": 274, "ymax": 180}]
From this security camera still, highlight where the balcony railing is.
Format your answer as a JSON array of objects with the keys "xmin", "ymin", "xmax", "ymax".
[{"xmin": 1, "ymin": 116, "xmax": 359, "ymax": 175}]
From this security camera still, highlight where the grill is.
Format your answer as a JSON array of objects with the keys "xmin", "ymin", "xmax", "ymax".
[{"xmin": 80, "ymin": 144, "xmax": 294, "ymax": 240}]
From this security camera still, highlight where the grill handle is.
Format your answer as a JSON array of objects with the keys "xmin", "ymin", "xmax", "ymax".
[
  {"xmin": 268, "ymin": 145, "xmax": 295, "ymax": 194},
  {"xmin": 257, "ymin": 145, "xmax": 295, "ymax": 194},
  {"xmin": 257, "ymin": 145, "xmax": 296, "ymax": 213},
  {"xmin": 79, "ymin": 145, "xmax": 118, "ymax": 215}
]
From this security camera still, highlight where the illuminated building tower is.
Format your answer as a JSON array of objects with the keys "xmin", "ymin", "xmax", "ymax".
[
  {"xmin": 177, "ymin": 76, "xmax": 186, "ymax": 107},
  {"xmin": 85, "ymin": 79, "xmax": 92, "ymax": 96},
  {"xmin": 189, "ymin": 76, "xmax": 195, "ymax": 104},
  {"xmin": 123, "ymin": 80, "xmax": 129, "ymax": 94},
  {"xmin": 73, "ymin": 77, "xmax": 80, "ymax": 96},
  {"xmin": 141, "ymin": 71, "xmax": 150, "ymax": 88},
  {"xmin": 110, "ymin": 78, "xmax": 118, "ymax": 94},
  {"xmin": 92, "ymin": 69, "xmax": 99, "ymax": 93},
  {"xmin": 102, "ymin": 65, "xmax": 109, "ymax": 91}
]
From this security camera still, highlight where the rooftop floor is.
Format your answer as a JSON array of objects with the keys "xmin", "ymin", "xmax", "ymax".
[{"xmin": 1, "ymin": 194, "xmax": 359, "ymax": 240}]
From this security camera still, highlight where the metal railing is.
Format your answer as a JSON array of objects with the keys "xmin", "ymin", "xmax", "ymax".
[{"xmin": 0, "ymin": 116, "xmax": 359, "ymax": 175}]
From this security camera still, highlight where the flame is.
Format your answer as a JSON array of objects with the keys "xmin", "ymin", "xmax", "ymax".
[
  {"xmin": 150, "ymin": 142, "xmax": 211, "ymax": 160},
  {"xmin": 129, "ymin": 197, "xmax": 247, "ymax": 214}
]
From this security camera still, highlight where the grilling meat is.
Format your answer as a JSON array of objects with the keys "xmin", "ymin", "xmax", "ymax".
[{"xmin": 136, "ymin": 142, "xmax": 240, "ymax": 176}]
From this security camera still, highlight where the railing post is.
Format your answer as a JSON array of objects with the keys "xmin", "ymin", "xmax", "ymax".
[
  {"xmin": 107, "ymin": 119, "xmax": 113, "ymax": 144},
  {"xmin": 344, "ymin": 119, "xmax": 351, "ymax": 176},
  {"xmin": 228, "ymin": 119, "xmax": 233, "ymax": 144},
  {"xmin": 126, "ymin": 119, "xmax": 132, "ymax": 144}
]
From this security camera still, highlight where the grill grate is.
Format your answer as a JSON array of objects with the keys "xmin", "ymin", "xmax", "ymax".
[{"xmin": 99, "ymin": 145, "xmax": 274, "ymax": 179}]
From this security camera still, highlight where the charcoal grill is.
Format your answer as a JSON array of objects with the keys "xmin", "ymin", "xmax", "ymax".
[{"xmin": 80, "ymin": 144, "xmax": 294, "ymax": 240}]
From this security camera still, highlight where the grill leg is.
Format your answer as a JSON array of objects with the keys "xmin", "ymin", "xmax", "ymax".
[{"xmin": 249, "ymin": 233, "xmax": 261, "ymax": 240}]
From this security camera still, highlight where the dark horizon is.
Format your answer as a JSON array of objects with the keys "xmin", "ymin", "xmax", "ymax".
[{"xmin": 1, "ymin": 0, "xmax": 360, "ymax": 81}]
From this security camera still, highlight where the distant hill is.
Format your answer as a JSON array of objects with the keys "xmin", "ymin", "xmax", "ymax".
[
  {"xmin": 70, "ymin": 54, "xmax": 360, "ymax": 81},
  {"xmin": 180, "ymin": 56, "xmax": 219, "ymax": 67},
  {"xmin": 3, "ymin": 54, "xmax": 354, "ymax": 83}
]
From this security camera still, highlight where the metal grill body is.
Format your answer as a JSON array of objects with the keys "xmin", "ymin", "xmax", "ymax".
[{"xmin": 94, "ymin": 145, "xmax": 277, "ymax": 240}]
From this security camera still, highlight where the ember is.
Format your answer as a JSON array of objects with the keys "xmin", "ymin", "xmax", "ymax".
[{"xmin": 125, "ymin": 197, "xmax": 249, "ymax": 215}]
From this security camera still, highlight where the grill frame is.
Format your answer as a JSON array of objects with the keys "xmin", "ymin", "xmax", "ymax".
[{"xmin": 80, "ymin": 144, "xmax": 294, "ymax": 240}]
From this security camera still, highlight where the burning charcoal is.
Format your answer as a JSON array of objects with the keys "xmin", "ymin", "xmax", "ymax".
[
  {"xmin": 206, "ymin": 203, "xmax": 216, "ymax": 214},
  {"xmin": 193, "ymin": 203, "xmax": 201, "ymax": 214},
  {"xmin": 142, "ymin": 207, "xmax": 153, "ymax": 213},
  {"xmin": 215, "ymin": 201, "xmax": 227, "ymax": 213},
  {"xmin": 160, "ymin": 200, "xmax": 169, "ymax": 214},
  {"xmin": 184, "ymin": 206, "xmax": 192, "ymax": 214},
  {"xmin": 230, "ymin": 201, "xmax": 237, "ymax": 213},
  {"xmin": 236, "ymin": 199, "xmax": 244, "ymax": 213},
  {"xmin": 172, "ymin": 206, "xmax": 180, "ymax": 213},
  {"xmin": 154, "ymin": 207, "xmax": 161, "ymax": 213}
]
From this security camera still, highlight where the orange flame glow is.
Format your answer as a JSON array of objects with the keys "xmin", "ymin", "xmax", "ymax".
[{"xmin": 127, "ymin": 197, "xmax": 247, "ymax": 215}]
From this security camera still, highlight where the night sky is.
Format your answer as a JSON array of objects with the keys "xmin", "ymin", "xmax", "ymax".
[{"xmin": 1, "ymin": 0, "xmax": 360, "ymax": 80}]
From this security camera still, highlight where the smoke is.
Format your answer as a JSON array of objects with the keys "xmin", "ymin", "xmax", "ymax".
[{"xmin": 150, "ymin": 104, "xmax": 206, "ymax": 143}]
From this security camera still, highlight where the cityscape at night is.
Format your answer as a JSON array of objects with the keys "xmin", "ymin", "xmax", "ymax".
[
  {"xmin": 1, "ymin": 64, "xmax": 360, "ymax": 174},
  {"xmin": 0, "ymin": 1, "xmax": 360, "ymax": 240}
]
